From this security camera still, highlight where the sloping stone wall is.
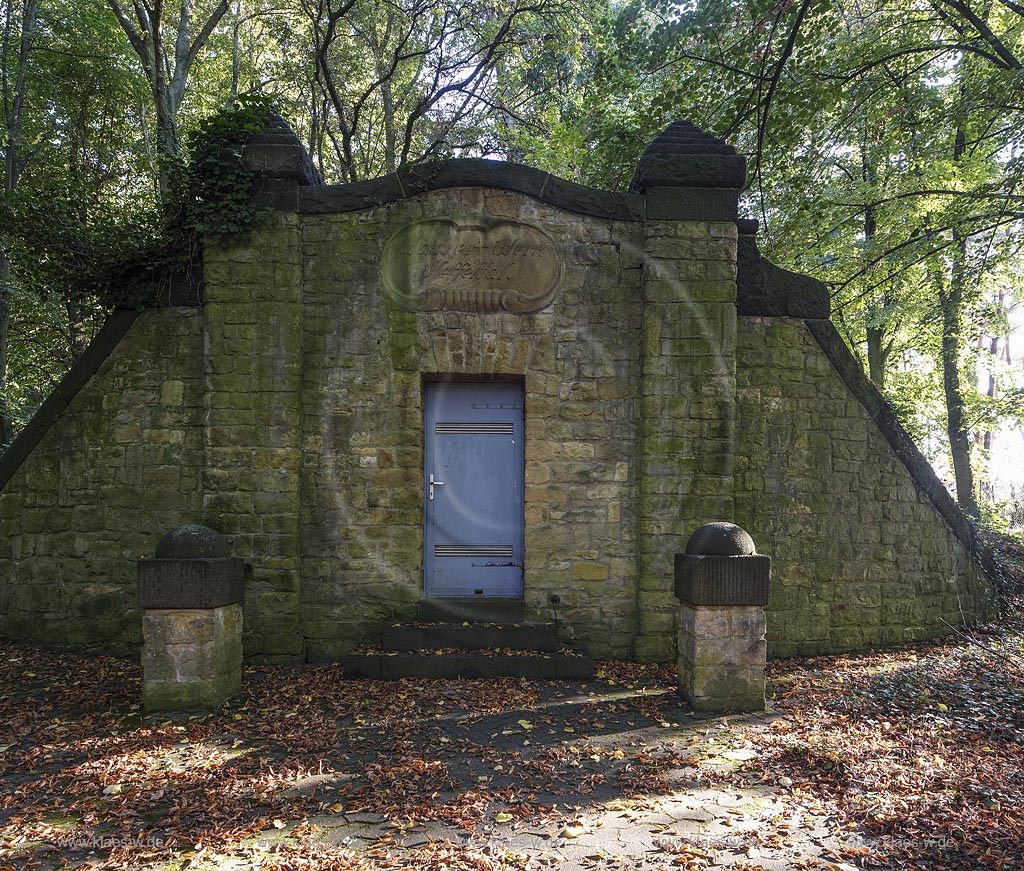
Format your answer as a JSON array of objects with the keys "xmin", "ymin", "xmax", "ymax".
[
  {"xmin": 0, "ymin": 309, "xmax": 205, "ymax": 654},
  {"xmin": 734, "ymin": 316, "xmax": 994, "ymax": 657}
]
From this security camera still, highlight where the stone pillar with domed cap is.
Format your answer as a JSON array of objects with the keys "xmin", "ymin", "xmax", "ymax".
[
  {"xmin": 674, "ymin": 522, "xmax": 770, "ymax": 712},
  {"xmin": 242, "ymin": 110, "xmax": 324, "ymax": 210},
  {"xmin": 633, "ymin": 121, "xmax": 747, "ymax": 663},
  {"xmin": 630, "ymin": 119, "xmax": 747, "ymax": 220},
  {"xmin": 137, "ymin": 525, "xmax": 245, "ymax": 711}
]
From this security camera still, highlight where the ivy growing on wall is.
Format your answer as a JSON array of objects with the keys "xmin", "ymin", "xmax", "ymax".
[
  {"xmin": 107, "ymin": 94, "xmax": 278, "ymax": 309},
  {"xmin": 0, "ymin": 97, "xmax": 277, "ymax": 445},
  {"xmin": 177, "ymin": 95, "xmax": 277, "ymax": 239},
  {"xmin": 4, "ymin": 95, "xmax": 276, "ymax": 314}
]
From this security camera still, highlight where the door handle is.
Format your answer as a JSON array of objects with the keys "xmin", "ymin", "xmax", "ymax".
[{"xmin": 429, "ymin": 473, "xmax": 445, "ymax": 501}]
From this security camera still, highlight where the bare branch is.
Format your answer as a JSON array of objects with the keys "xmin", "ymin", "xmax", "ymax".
[{"xmin": 929, "ymin": 0, "xmax": 1022, "ymax": 70}]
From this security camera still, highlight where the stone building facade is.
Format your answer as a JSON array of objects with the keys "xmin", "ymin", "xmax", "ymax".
[{"xmin": 0, "ymin": 120, "xmax": 995, "ymax": 662}]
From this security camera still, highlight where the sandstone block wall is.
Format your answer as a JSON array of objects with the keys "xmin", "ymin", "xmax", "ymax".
[
  {"xmin": 0, "ymin": 309, "xmax": 206, "ymax": 654},
  {"xmin": 734, "ymin": 316, "xmax": 994, "ymax": 657},
  {"xmin": 635, "ymin": 220, "xmax": 738, "ymax": 661},
  {"xmin": 0, "ymin": 141, "xmax": 997, "ymax": 663},
  {"xmin": 296, "ymin": 189, "xmax": 644, "ymax": 660},
  {"xmin": 202, "ymin": 213, "xmax": 306, "ymax": 660}
]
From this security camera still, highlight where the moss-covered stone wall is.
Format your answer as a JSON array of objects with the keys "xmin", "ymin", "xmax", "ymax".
[
  {"xmin": 0, "ymin": 130, "xmax": 996, "ymax": 664},
  {"xmin": 201, "ymin": 212, "xmax": 306, "ymax": 660},
  {"xmin": 734, "ymin": 316, "xmax": 994, "ymax": 657},
  {"xmin": 0, "ymin": 309, "xmax": 206, "ymax": 655},
  {"xmin": 296, "ymin": 189, "xmax": 644, "ymax": 660},
  {"xmin": 635, "ymin": 220, "xmax": 738, "ymax": 661}
]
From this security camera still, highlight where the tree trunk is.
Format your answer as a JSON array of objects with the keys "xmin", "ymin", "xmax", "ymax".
[
  {"xmin": 937, "ymin": 123, "xmax": 978, "ymax": 516},
  {"xmin": 107, "ymin": 0, "xmax": 230, "ymax": 196},
  {"xmin": 150, "ymin": 38, "xmax": 178, "ymax": 164},
  {"xmin": 0, "ymin": 0, "xmax": 38, "ymax": 448},
  {"xmin": 0, "ymin": 255, "xmax": 12, "ymax": 448},
  {"xmin": 379, "ymin": 62, "xmax": 397, "ymax": 174},
  {"xmin": 861, "ymin": 133, "xmax": 890, "ymax": 388},
  {"xmin": 982, "ymin": 324, "xmax": 999, "ymax": 453},
  {"xmin": 866, "ymin": 325, "xmax": 888, "ymax": 388},
  {"xmin": 368, "ymin": 12, "xmax": 398, "ymax": 175},
  {"xmin": 939, "ymin": 124, "xmax": 978, "ymax": 517},
  {"xmin": 230, "ymin": 0, "xmax": 240, "ymax": 99},
  {"xmin": 940, "ymin": 268, "xmax": 977, "ymax": 516},
  {"xmin": 66, "ymin": 301, "xmax": 89, "ymax": 360}
]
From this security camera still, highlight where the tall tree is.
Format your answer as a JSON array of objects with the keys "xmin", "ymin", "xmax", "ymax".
[
  {"xmin": 105, "ymin": 0, "xmax": 231, "ymax": 192},
  {"xmin": 2, "ymin": 0, "xmax": 157, "ymax": 445},
  {"xmin": 567, "ymin": 0, "xmax": 1024, "ymax": 512},
  {"xmin": 301, "ymin": 0, "xmax": 571, "ymax": 182}
]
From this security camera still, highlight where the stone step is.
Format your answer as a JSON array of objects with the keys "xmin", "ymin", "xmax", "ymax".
[
  {"xmin": 383, "ymin": 622, "xmax": 562, "ymax": 652},
  {"xmin": 343, "ymin": 647, "xmax": 593, "ymax": 681},
  {"xmin": 417, "ymin": 597, "xmax": 526, "ymax": 624}
]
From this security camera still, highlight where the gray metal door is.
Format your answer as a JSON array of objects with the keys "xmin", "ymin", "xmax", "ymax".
[{"xmin": 423, "ymin": 382, "xmax": 524, "ymax": 597}]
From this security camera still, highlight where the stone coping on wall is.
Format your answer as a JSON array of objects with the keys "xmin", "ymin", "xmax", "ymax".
[
  {"xmin": 291, "ymin": 158, "xmax": 747, "ymax": 223},
  {"xmin": 736, "ymin": 233, "xmax": 830, "ymax": 319},
  {"xmin": 295, "ymin": 159, "xmax": 648, "ymax": 221},
  {"xmin": 251, "ymin": 116, "xmax": 744, "ymax": 221}
]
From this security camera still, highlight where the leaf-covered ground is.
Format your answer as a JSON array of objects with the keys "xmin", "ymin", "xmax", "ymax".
[{"xmin": 1, "ymin": 608, "xmax": 1022, "ymax": 871}]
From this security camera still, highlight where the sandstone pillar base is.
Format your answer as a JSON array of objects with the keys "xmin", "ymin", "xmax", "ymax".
[
  {"xmin": 678, "ymin": 604, "xmax": 766, "ymax": 712},
  {"xmin": 142, "ymin": 605, "xmax": 243, "ymax": 711}
]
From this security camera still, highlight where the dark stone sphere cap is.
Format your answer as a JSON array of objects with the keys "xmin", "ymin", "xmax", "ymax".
[
  {"xmin": 154, "ymin": 524, "xmax": 232, "ymax": 559},
  {"xmin": 685, "ymin": 522, "xmax": 756, "ymax": 556}
]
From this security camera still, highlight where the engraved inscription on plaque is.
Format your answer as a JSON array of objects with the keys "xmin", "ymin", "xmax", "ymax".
[{"xmin": 379, "ymin": 217, "xmax": 563, "ymax": 312}]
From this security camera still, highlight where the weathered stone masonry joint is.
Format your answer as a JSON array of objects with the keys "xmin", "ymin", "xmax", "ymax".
[{"xmin": 0, "ymin": 117, "xmax": 996, "ymax": 663}]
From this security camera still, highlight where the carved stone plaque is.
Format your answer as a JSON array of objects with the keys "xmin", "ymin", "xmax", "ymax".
[{"xmin": 380, "ymin": 217, "xmax": 563, "ymax": 312}]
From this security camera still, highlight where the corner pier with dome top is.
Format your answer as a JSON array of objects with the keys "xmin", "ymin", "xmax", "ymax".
[
  {"xmin": 137, "ymin": 525, "xmax": 244, "ymax": 710},
  {"xmin": 675, "ymin": 522, "xmax": 771, "ymax": 712},
  {"xmin": 0, "ymin": 116, "xmax": 996, "ymax": 667}
]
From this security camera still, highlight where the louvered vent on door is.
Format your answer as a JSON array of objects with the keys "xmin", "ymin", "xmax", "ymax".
[
  {"xmin": 435, "ymin": 421, "xmax": 514, "ymax": 434},
  {"xmin": 434, "ymin": 545, "xmax": 514, "ymax": 558}
]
